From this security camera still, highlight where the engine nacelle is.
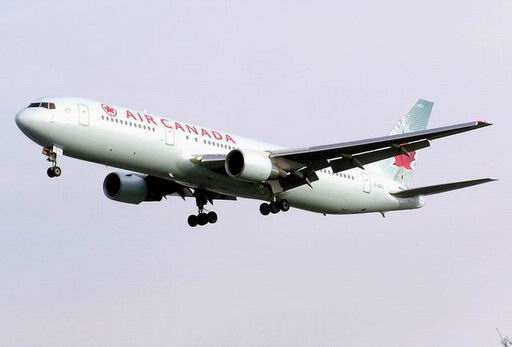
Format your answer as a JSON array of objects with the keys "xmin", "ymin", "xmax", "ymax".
[
  {"xmin": 103, "ymin": 172, "xmax": 163, "ymax": 204},
  {"xmin": 225, "ymin": 149, "xmax": 280, "ymax": 182}
]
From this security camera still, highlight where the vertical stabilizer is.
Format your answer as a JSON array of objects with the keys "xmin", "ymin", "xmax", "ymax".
[{"xmin": 369, "ymin": 99, "xmax": 433, "ymax": 186}]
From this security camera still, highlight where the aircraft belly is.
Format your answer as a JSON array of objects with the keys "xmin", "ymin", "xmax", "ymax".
[
  {"xmin": 279, "ymin": 174, "xmax": 401, "ymax": 214},
  {"xmin": 172, "ymin": 158, "xmax": 273, "ymax": 200}
]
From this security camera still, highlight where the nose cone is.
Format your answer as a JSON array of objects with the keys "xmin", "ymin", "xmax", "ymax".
[
  {"xmin": 15, "ymin": 109, "xmax": 37, "ymax": 135},
  {"xmin": 15, "ymin": 108, "xmax": 51, "ymax": 146}
]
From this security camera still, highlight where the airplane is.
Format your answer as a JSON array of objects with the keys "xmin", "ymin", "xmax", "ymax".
[{"xmin": 15, "ymin": 96, "xmax": 495, "ymax": 227}]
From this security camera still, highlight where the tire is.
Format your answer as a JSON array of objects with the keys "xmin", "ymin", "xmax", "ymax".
[
  {"xmin": 53, "ymin": 166, "xmax": 62, "ymax": 177},
  {"xmin": 279, "ymin": 199, "xmax": 290, "ymax": 212},
  {"xmin": 187, "ymin": 215, "xmax": 198, "ymax": 227},
  {"xmin": 259, "ymin": 203, "xmax": 271, "ymax": 216},
  {"xmin": 198, "ymin": 213, "xmax": 208, "ymax": 226},
  {"xmin": 207, "ymin": 211, "xmax": 218, "ymax": 224},
  {"xmin": 269, "ymin": 201, "xmax": 280, "ymax": 214},
  {"xmin": 47, "ymin": 167, "xmax": 55, "ymax": 178}
]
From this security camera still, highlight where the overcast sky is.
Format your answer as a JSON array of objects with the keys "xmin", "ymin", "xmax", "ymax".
[{"xmin": 1, "ymin": 1, "xmax": 511, "ymax": 346}]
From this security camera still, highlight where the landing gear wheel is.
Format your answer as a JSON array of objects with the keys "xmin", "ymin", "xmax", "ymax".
[
  {"xmin": 187, "ymin": 215, "xmax": 198, "ymax": 227},
  {"xmin": 53, "ymin": 166, "xmax": 62, "ymax": 177},
  {"xmin": 198, "ymin": 213, "xmax": 208, "ymax": 226},
  {"xmin": 259, "ymin": 203, "xmax": 271, "ymax": 216},
  {"xmin": 278, "ymin": 199, "xmax": 290, "ymax": 212},
  {"xmin": 270, "ymin": 201, "xmax": 280, "ymax": 214},
  {"xmin": 207, "ymin": 211, "xmax": 218, "ymax": 224},
  {"xmin": 43, "ymin": 147, "xmax": 61, "ymax": 178}
]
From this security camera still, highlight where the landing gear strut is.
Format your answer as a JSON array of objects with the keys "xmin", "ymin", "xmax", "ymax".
[
  {"xmin": 187, "ymin": 190, "xmax": 218, "ymax": 227},
  {"xmin": 259, "ymin": 199, "xmax": 290, "ymax": 216},
  {"xmin": 43, "ymin": 146, "xmax": 62, "ymax": 178}
]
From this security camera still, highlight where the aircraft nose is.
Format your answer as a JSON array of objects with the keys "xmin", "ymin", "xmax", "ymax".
[
  {"xmin": 15, "ymin": 107, "xmax": 52, "ymax": 147},
  {"xmin": 15, "ymin": 108, "xmax": 36, "ymax": 133}
]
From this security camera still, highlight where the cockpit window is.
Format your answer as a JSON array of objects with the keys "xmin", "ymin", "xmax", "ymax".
[{"xmin": 27, "ymin": 102, "xmax": 56, "ymax": 109}]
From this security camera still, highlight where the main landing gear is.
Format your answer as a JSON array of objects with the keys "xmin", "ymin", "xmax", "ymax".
[
  {"xmin": 43, "ymin": 146, "xmax": 62, "ymax": 178},
  {"xmin": 187, "ymin": 191, "xmax": 218, "ymax": 227},
  {"xmin": 259, "ymin": 199, "xmax": 290, "ymax": 216},
  {"xmin": 187, "ymin": 211, "xmax": 218, "ymax": 227}
]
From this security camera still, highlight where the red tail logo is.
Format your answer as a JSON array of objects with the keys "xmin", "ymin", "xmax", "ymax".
[{"xmin": 393, "ymin": 151, "xmax": 416, "ymax": 170}]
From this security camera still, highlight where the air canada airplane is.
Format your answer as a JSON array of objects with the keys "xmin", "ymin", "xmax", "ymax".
[{"xmin": 16, "ymin": 97, "xmax": 495, "ymax": 227}]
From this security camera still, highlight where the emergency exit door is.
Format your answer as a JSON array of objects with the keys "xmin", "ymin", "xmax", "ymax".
[
  {"xmin": 78, "ymin": 104, "xmax": 89, "ymax": 126},
  {"xmin": 165, "ymin": 127, "xmax": 175, "ymax": 145},
  {"xmin": 362, "ymin": 172, "xmax": 371, "ymax": 193}
]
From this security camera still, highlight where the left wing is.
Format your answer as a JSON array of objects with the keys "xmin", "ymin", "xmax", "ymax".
[{"xmin": 145, "ymin": 175, "xmax": 236, "ymax": 201}]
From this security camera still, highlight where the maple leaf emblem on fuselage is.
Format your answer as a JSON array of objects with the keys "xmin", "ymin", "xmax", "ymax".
[
  {"xmin": 101, "ymin": 103, "xmax": 117, "ymax": 117},
  {"xmin": 393, "ymin": 150, "xmax": 416, "ymax": 170}
]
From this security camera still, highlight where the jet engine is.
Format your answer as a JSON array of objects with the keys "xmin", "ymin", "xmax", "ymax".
[
  {"xmin": 225, "ymin": 149, "xmax": 281, "ymax": 182},
  {"xmin": 103, "ymin": 172, "xmax": 163, "ymax": 204}
]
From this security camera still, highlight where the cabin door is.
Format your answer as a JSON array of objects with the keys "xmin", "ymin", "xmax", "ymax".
[{"xmin": 78, "ymin": 104, "xmax": 89, "ymax": 126}]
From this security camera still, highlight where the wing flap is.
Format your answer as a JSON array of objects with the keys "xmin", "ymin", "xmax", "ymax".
[
  {"xmin": 390, "ymin": 178, "xmax": 496, "ymax": 198},
  {"xmin": 330, "ymin": 140, "xmax": 431, "ymax": 173}
]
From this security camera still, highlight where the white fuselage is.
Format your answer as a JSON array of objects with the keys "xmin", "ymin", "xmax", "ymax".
[{"xmin": 15, "ymin": 96, "xmax": 423, "ymax": 214}]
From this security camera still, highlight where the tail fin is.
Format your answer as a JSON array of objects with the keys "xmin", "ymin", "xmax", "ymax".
[{"xmin": 369, "ymin": 99, "xmax": 433, "ymax": 186}]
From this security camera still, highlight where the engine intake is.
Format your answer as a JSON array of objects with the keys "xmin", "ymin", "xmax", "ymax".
[
  {"xmin": 103, "ymin": 172, "xmax": 163, "ymax": 204},
  {"xmin": 225, "ymin": 149, "xmax": 280, "ymax": 182}
]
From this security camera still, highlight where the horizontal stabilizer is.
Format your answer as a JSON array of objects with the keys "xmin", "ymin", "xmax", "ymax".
[{"xmin": 390, "ymin": 178, "xmax": 496, "ymax": 198}]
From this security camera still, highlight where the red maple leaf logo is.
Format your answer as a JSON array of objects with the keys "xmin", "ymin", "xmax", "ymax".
[
  {"xmin": 102, "ymin": 103, "xmax": 117, "ymax": 117},
  {"xmin": 393, "ymin": 150, "xmax": 416, "ymax": 170}
]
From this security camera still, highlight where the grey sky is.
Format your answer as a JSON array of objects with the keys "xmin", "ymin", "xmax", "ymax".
[{"xmin": 1, "ymin": 0, "xmax": 511, "ymax": 346}]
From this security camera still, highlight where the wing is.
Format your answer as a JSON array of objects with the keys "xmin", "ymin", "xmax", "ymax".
[
  {"xmin": 145, "ymin": 175, "xmax": 236, "ymax": 201},
  {"xmin": 268, "ymin": 121, "xmax": 491, "ymax": 189},
  {"xmin": 190, "ymin": 121, "xmax": 491, "ymax": 191}
]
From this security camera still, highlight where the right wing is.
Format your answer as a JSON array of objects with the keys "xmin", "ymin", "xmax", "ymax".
[
  {"xmin": 189, "ymin": 121, "xmax": 492, "ymax": 191},
  {"xmin": 268, "ymin": 121, "xmax": 491, "ymax": 189}
]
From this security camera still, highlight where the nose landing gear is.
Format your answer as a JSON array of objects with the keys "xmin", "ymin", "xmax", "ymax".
[
  {"xmin": 43, "ymin": 146, "xmax": 62, "ymax": 178},
  {"xmin": 259, "ymin": 199, "xmax": 290, "ymax": 216}
]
